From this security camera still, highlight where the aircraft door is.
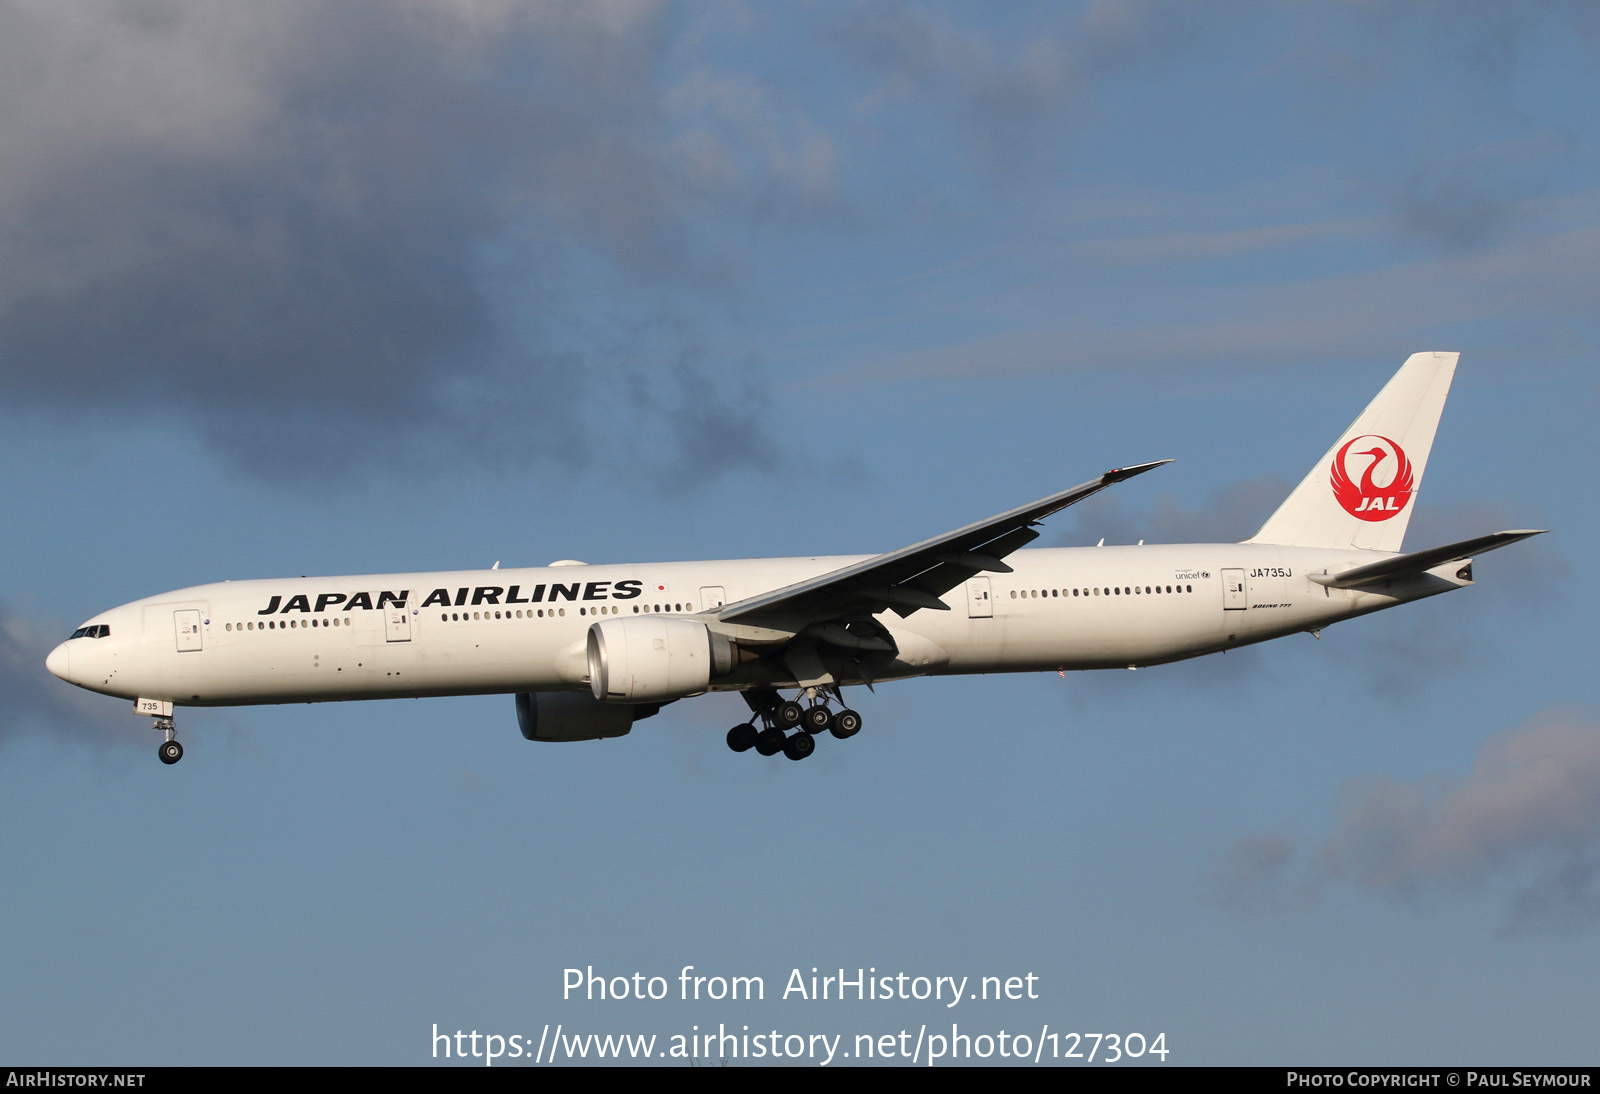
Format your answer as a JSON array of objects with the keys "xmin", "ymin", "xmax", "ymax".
[
  {"xmin": 1222, "ymin": 568, "xmax": 1248, "ymax": 610},
  {"xmin": 384, "ymin": 603, "xmax": 412, "ymax": 643},
  {"xmin": 699, "ymin": 586, "xmax": 726, "ymax": 610},
  {"xmin": 174, "ymin": 609, "xmax": 203, "ymax": 652},
  {"xmin": 966, "ymin": 576, "xmax": 993, "ymax": 618}
]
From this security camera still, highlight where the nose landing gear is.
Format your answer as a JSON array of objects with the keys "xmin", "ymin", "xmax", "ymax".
[{"xmin": 153, "ymin": 714, "xmax": 183, "ymax": 765}]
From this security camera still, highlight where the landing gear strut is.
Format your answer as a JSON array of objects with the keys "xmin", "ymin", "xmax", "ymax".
[
  {"xmin": 725, "ymin": 686, "xmax": 864, "ymax": 761},
  {"xmin": 154, "ymin": 715, "xmax": 183, "ymax": 765}
]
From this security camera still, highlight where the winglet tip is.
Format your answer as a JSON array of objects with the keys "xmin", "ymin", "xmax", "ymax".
[{"xmin": 1105, "ymin": 458, "xmax": 1174, "ymax": 481}]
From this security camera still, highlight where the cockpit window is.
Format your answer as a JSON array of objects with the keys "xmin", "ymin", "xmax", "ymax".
[{"xmin": 69, "ymin": 625, "xmax": 110, "ymax": 639}]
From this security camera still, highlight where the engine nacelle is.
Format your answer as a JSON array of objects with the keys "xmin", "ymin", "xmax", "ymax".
[
  {"xmin": 516, "ymin": 691, "xmax": 634, "ymax": 742},
  {"xmin": 587, "ymin": 616, "xmax": 719, "ymax": 703}
]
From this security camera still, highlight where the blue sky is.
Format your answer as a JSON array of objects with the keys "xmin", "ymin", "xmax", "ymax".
[{"xmin": 2, "ymin": 1, "xmax": 1597, "ymax": 1066}]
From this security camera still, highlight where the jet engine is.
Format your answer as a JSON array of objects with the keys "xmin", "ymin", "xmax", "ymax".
[
  {"xmin": 587, "ymin": 617, "xmax": 753, "ymax": 703},
  {"xmin": 516, "ymin": 691, "xmax": 635, "ymax": 742}
]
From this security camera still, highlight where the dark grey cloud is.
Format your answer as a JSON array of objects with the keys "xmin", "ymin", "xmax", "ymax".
[
  {"xmin": 831, "ymin": 0, "xmax": 1207, "ymax": 167},
  {"xmin": 1214, "ymin": 708, "xmax": 1600, "ymax": 935},
  {"xmin": 0, "ymin": 1, "xmax": 815, "ymax": 482},
  {"xmin": 1278, "ymin": 2, "xmax": 1596, "ymax": 251},
  {"xmin": 1405, "ymin": 500, "xmax": 1565, "ymax": 598},
  {"xmin": 830, "ymin": 2, "xmax": 1080, "ymax": 173},
  {"xmin": 0, "ymin": 600, "xmax": 136, "ymax": 751},
  {"xmin": 1505, "ymin": 855, "xmax": 1600, "ymax": 936},
  {"xmin": 1054, "ymin": 475, "xmax": 1290, "ymax": 548},
  {"xmin": 1321, "ymin": 497, "xmax": 1562, "ymax": 698},
  {"xmin": 1390, "ymin": 131, "xmax": 1574, "ymax": 250},
  {"xmin": 824, "ymin": 207, "xmax": 1600, "ymax": 387}
]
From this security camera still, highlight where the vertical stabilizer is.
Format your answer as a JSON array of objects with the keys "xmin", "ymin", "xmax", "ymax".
[{"xmin": 1247, "ymin": 352, "xmax": 1457, "ymax": 553}]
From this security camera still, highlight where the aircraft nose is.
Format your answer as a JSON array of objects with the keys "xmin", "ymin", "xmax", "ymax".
[{"xmin": 45, "ymin": 642, "xmax": 70, "ymax": 681}]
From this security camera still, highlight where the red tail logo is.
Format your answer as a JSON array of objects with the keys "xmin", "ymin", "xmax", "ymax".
[{"xmin": 1331, "ymin": 435, "xmax": 1414, "ymax": 521}]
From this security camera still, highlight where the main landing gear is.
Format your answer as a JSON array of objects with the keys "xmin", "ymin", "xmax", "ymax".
[
  {"xmin": 725, "ymin": 687, "xmax": 862, "ymax": 762},
  {"xmin": 154, "ymin": 715, "xmax": 184, "ymax": 765}
]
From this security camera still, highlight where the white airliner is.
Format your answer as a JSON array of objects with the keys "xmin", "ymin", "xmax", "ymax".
[{"xmin": 48, "ymin": 352, "xmax": 1542, "ymax": 765}]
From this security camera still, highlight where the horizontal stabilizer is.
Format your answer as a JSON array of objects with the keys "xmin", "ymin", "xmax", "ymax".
[{"xmin": 1310, "ymin": 530, "xmax": 1546, "ymax": 589}]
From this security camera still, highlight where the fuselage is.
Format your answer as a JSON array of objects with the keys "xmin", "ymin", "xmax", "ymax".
[{"xmin": 47, "ymin": 542, "xmax": 1467, "ymax": 709}]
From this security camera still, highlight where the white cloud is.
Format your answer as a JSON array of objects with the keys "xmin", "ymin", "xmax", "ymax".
[{"xmin": 1216, "ymin": 707, "xmax": 1600, "ymax": 934}]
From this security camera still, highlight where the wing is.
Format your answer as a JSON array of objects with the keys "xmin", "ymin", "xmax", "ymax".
[{"xmin": 716, "ymin": 460, "xmax": 1171, "ymax": 626}]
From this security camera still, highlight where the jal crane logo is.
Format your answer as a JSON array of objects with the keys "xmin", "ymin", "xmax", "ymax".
[{"xmin": 1330, "ymin": 434, "xmax": 1414, "ymax": 521}]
